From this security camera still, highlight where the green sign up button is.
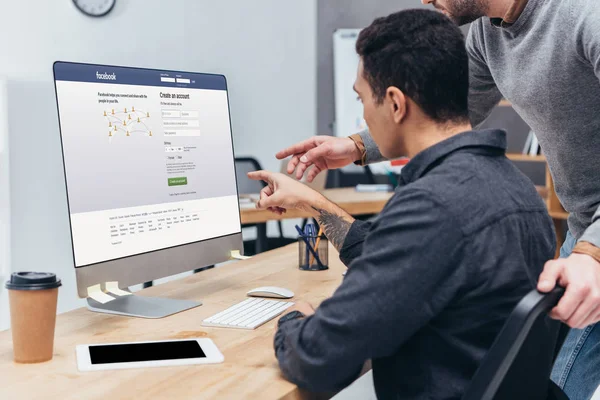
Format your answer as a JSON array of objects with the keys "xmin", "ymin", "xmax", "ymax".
[{"xmin": 168, "ymin": 177, "xmax": 188, "ymax": 187}]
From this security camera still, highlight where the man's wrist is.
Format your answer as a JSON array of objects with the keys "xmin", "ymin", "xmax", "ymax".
[
  {"xmin": 306, "ymin": 194, "xmax": 334, "ymax": 217},
  {"xmin": 348, "ymin": 134, "xmax": 367, "ymax": 166},
  {"xmin": 573, "ymin": 241, "xmax": 600, "ymax": 264}
]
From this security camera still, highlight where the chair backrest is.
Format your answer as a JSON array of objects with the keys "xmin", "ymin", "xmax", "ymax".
[
  {"xmin": 235, "ymin": 157, "xmax": 266, "ymax": 195},
  {"xmin": 364, "ymin": 165, "xmax": 377, "ymax": 185},
  {"xmin": 462, "ymin": 287, "xmax": 568, "ymax": 400}
]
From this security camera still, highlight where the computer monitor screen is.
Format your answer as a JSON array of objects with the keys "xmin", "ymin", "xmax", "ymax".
[{"xmin": 53, "ymin": 62, "xmax": 241, "ymax": 269}]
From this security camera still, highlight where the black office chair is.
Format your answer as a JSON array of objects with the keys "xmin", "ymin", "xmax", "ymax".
[
  {"xmin": 235, "ymin": 157, "xmax": 295, "ymax": 255},
  {"xmin": 462, "ymin": 287, "xmax": 569, "ymax": 400},
  {"xmin": 364, "ymin": 165, "xmax": 377, "ymax": 184}
]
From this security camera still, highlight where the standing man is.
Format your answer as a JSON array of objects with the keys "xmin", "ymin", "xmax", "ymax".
[{"xmin": 277, "ymin": 0, "xmax": 600, "ymax": 398}]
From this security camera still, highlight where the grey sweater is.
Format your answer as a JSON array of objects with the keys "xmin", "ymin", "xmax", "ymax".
[{"xmin": 359, "ymin": 0, "xmax": 600, "ymax": 246}]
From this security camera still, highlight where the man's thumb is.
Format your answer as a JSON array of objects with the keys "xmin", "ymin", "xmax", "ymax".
[{"xmin": 538, "ymin": 260, "xmax": 562, "ymax": 292}]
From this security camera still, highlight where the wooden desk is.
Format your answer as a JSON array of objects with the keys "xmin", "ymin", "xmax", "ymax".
[
  {"xmin": 240, "ymin": 187, "xmax": 393, "ymax": 225},
  {"xmin": 0, "ymin": 244, "xmax": 344, "ymax": 400}
]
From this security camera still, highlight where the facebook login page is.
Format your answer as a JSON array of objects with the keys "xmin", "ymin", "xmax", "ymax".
[{"xmin": 54, "ymin": 62, "xmax": 241, "ymax": 267}]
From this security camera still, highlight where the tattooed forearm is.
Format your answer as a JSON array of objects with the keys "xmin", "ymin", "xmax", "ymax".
[{"xmin": 311, "ymin": 206, "xmax": 353, "ymax": 251}]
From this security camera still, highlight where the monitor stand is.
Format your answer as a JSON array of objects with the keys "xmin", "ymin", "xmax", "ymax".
[{"xmin": 87, "ymin": 295, "xmax": 202, "ymax": 319}]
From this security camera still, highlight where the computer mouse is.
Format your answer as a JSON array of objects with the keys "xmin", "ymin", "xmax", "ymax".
[{"xmin": 247, "ymin": 286, "xmax": 294, "ymax": 299}]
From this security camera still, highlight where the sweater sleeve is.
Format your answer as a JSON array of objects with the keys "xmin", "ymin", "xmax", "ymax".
[
  {"xmin": 357, "ymin": 129, "xmax": 387, "ymax": 165},
  {"xmin": 574, "ymin": 0, "xmax": 600, "ymax": 248},
  {"xmin": 465, "ymin": 21, "xmax": 504, "ymax": 127}
]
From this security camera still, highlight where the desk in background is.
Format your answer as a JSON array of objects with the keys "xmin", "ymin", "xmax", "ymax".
[
  {"xmin": 509, "ymin": 155, "xmax": 569, "ymax": 258},
  {"xmin": 240, "ymin": 188, "xmax": 393, "ymax": 253},
  {"xmin": 241, "ymin": 186, "xmax": 568, "ymax": 257},
  {"xmin": 240, "ymin": 188, "xmax": 393, "ymax": 225},
  {"xmin": 0, "ymin": 244, "xmax": 343, "ymax": 400}
]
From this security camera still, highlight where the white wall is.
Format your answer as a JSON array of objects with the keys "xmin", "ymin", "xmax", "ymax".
[
  {"xmin": 0, "ymin": 80, "xmax": 10, "ymax": 329},
  {"xmin": 0, "ymin": 0, "xmax": 317, "ymax": 330}
]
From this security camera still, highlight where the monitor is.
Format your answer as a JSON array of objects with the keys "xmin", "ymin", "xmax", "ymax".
[{"xmin": 53, "ymin": 62, "xmax": 243, "ymax": 318}]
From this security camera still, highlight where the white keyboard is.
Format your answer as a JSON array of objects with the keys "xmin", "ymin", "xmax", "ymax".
[{"xmin": 202, "ymin": 298, "xmax": 295, "ymax": 330}]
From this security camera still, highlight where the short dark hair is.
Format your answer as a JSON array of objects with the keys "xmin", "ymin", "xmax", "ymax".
[{"xmin": 356, "ymin": 9, "xmax": 470, "ymax": 124}]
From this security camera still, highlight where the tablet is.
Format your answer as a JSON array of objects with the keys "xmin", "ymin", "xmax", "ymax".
[{"xmin": 76, "ymin": 338, "xmax": 224, "ymax": 372}]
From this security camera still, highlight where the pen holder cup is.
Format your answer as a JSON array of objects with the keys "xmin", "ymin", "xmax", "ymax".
[{"xmin": 298, "ymin": 236, "xmax": 329, "ymax": 271}]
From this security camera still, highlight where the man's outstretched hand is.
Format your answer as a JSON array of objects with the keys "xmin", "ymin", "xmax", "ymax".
[
  {"xmin": 276, "ymin": 136, "xmax": 361, "ymax": 182},
  {"xmin": 538, "ymin": 253, "xmax": 600, "ymax": 328},
  {"xmin": 247, "ymin": 170, "xmax": 326, "ymax": 216}
]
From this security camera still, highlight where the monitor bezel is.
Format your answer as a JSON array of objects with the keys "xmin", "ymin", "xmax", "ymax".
[{"xmin": 52, "ymin": 61, "xmax": 244, "ymax": 298}]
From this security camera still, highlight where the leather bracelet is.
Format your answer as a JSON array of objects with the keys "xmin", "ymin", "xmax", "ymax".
[
  {"xmin": 572, "ymin": 241, "xmax": 600, "ymax": 264},
  {"xmin": 348, "ymin": 134, "xmax": 367, "ymax": 166}
]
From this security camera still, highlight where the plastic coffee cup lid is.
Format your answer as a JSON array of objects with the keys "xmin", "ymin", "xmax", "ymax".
[{"xmin": 5, "ymin": 272, "xmax": 62, "ymax": 291}]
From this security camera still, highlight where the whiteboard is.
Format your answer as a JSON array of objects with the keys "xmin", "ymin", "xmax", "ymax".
[{"xmin": 333, "ymin": 29, "xmax": 403, "ymax": 175}]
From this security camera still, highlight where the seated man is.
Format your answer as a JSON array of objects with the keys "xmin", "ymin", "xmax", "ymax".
[{"xmin": 248, "ymin": 9, "xmax": 556, "ymax": 399}]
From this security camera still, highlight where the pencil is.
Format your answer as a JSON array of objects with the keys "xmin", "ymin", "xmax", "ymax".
[
  {"xmin": 296, "ymin": 225, "xmax": 323, "ymax": 268},
  {"xmin": 309, "ymin": 227, "xmax": 324, "ymax": 268}
]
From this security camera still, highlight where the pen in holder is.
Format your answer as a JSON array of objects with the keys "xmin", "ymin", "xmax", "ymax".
[{"xmin": 298, "ymin": 235, "xmax": 329, "ymax": 271}]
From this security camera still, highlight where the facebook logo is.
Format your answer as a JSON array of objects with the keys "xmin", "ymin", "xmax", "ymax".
[{"xmin": 96, "ymin": 71, "xmax": 117, "ymax": 81}]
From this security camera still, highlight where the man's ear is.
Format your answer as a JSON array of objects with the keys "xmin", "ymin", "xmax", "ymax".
[{"xmin": 386, "ymin": 87, "xmax": 407, "ymax": 124}]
